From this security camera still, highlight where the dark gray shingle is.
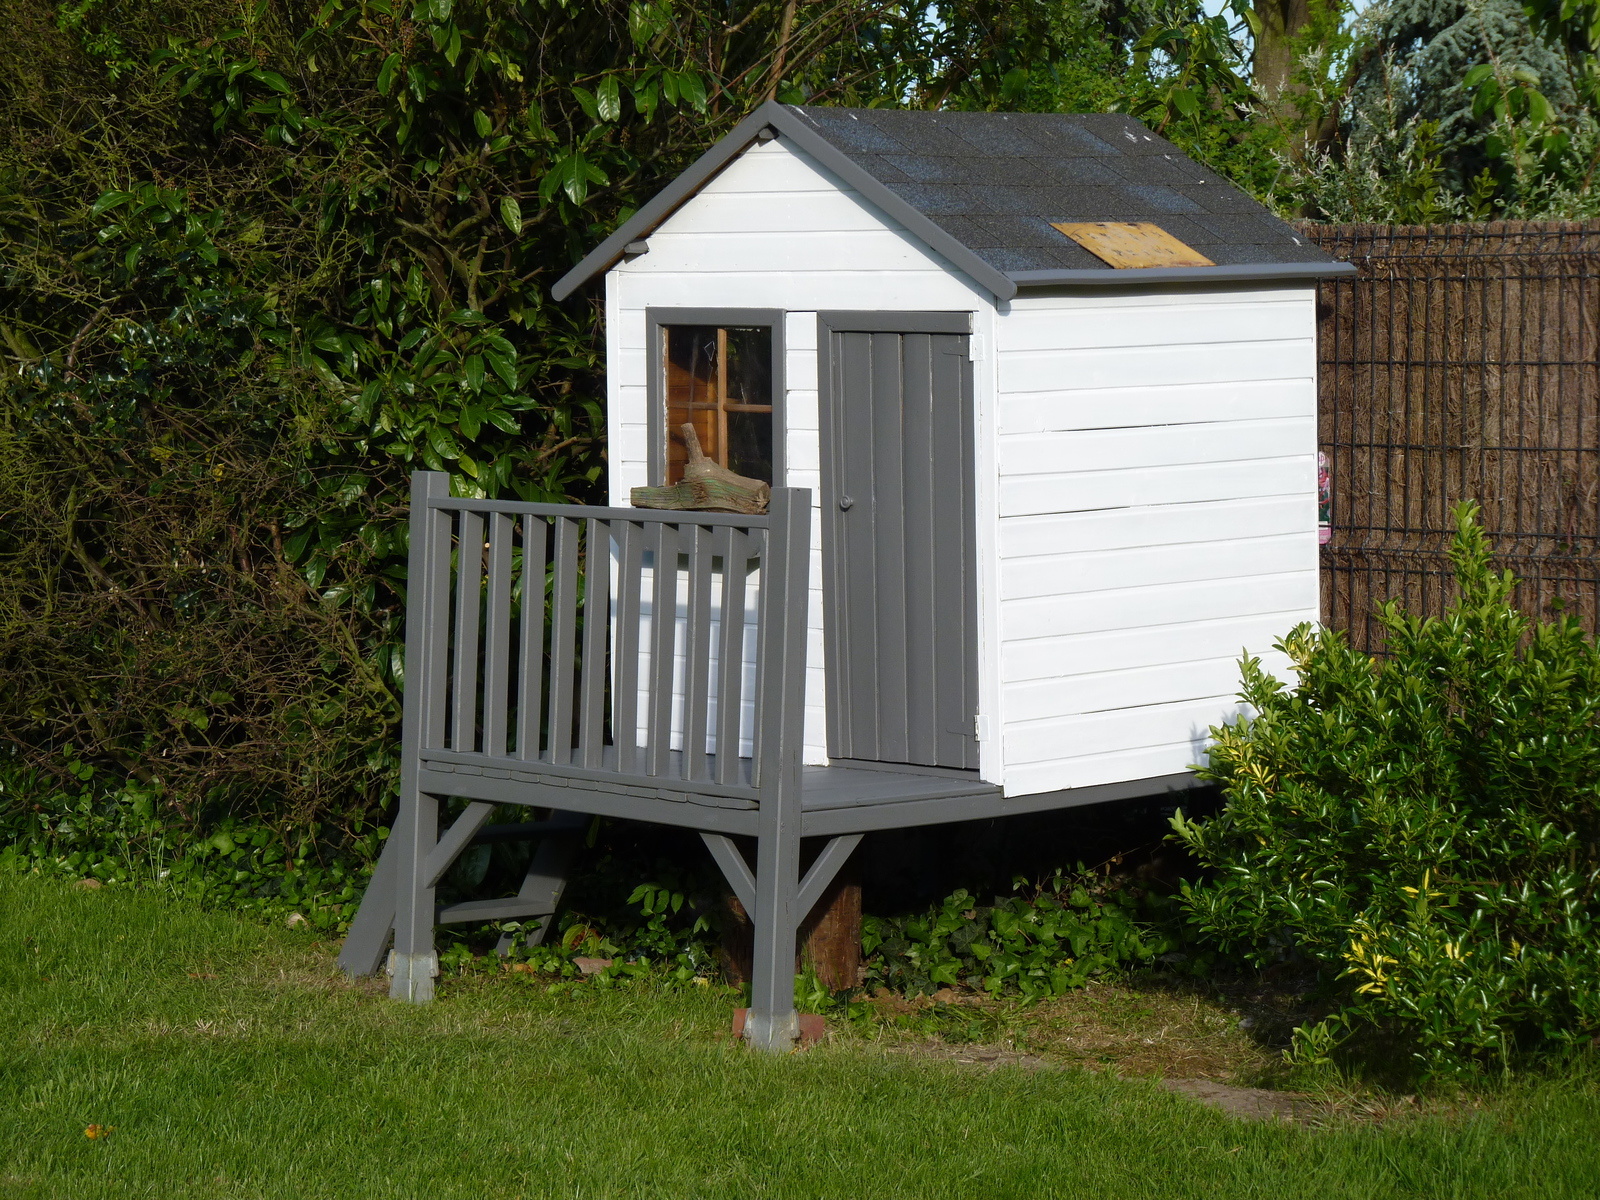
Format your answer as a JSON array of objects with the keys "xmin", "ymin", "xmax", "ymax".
[{"xmin": 787, "ymin": 105, "xmax": 1331, "ymax": 274}]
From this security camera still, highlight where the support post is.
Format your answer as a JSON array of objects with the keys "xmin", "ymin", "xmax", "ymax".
[
  {"xmin": 390, "ymin": 471, "xmax": 452, "ymax": 1002},
  {"xmin": 744, "ymin": 488, "xmax": 811, "ymax": 1051}
]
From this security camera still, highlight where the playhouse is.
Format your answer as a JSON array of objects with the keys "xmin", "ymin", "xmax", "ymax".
[{"xmin": 340, "ymin": 102, "xmax": 1353, "ymax": 1050}]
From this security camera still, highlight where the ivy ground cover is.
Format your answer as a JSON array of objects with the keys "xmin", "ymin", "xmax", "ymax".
[{"xmin": 3, "ymin": 874, "xmax": 1599, "ymax": 1200}]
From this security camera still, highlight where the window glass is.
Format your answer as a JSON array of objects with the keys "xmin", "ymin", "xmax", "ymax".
[{"xmin": 663, "ymin": 325, "xmax": 773, "ymax": 484}]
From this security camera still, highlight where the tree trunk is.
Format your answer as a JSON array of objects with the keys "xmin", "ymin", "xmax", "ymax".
[{"xmin": 1251, "ymin": 0, "xmax": 1313, "ymax": 107}]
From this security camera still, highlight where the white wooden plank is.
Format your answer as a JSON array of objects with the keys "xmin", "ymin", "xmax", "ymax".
[
  {"xmin": 1001, "ymin": 456, "xmax": 1314, "ymax": 517},
  {"xmin": 1003, "ymin": 532, "xmax": 1316, "ymax": 599},
  {"xmin": 1007, "ymin": 282, "xmax": 1316, "ymax": 313},
  {"xmin": 1000, "ymin": 339, "xmax": 1313, "ymax": 392},
  {"xmin": 786, "ymin": 429, "xmax": 820, "ymax": 473},
  {"xmin": 612, "ymin": 312, "xmax": 649, "ymax": 351},
  {"xmin": 785, "ymin": 309, "xmax": 820, "ymax": 351},
  {"xmin": 999, "ymin": 378, "xmax": 1315, "ymax": 434},
  {"xmin": 1001, "ymin": 417, "xmax": 1314, "ymax": 477},
  {"xmin": 640, "ymin": 229, "xmax": 951, "ymax": 274},
  {"xmin": 1003, "ymin": 741, "xmax": 1207, "ymax": 796},
  {"xmin": 1001, "ymin": 608, "xmax": 1316, "ymax": 681},
  {"xmin": 696, "ymin": 141, "xmax": 847, "ymax": 194},
  {"xmin": 1000, "ymin": 495, "xmax": 1315, "ymax": 558},
  {"xmin": 613, "ymin": 272, "xmax": 985, "ymax": 312},
  {"xmin": 612, "ymin": 423, "xmax": 649, "ymax": 464},
  {"xmin": 998, "ymin": 300, "xmax": 1312, "ymax": 353},
  {"xmin": 609, "ymin": 345, "xmax": 645, "ymax": 381},
  {"xmin": 1005, "ymin": 694, "xmax": 1249, "ymax": 764},
  {"xmin": 1003, "ymin": 569, "xmax": 1318, "ymax": 640},
  {"xmin": 785, "ymin": 384, "xmax": 820, "ymax": 431},
  {"xmin": 1003, "ymin": 649, "xmax": 1295, "ymax": 720},
  {"xmin": 653, "ymin": 190, "xmax": 896, "ymax": 236}
]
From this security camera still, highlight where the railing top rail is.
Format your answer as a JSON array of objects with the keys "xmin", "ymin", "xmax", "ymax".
[{"xmin": 424, "ymin": 492, "xmax": 776, "ymax": 529}]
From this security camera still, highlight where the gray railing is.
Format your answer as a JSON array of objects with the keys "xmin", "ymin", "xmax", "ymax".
[{"xmin": 404, "ymin": 472, "xmax": 811, "ymax": 802}]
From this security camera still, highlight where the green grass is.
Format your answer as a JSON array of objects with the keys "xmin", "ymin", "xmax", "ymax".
[{"xmin": 2, "ymin": 875, "xmax": 1598, "ymax": 1199}]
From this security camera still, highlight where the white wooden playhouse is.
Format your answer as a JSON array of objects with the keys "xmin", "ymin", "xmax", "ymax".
[
  {"xmin": 345, "ymin": 102, "xmax": 1353, "ymax": 1049},
  {"xmin": 555, "ymin": 100, "xmax": 1353, "ymax": 803}
]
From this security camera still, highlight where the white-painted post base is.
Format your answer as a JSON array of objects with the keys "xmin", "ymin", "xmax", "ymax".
[{"xmin": 388, "ymin": 951, "xmax": 438, "ymax": 1003}]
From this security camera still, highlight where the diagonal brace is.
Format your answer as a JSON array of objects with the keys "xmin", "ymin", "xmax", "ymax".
[
  {"xmin": 424, "ymin": 801, "xmax": 497, "ymax": 887},
  {"xmin": 700, "ymin": 832, "xmax": 755, "ymax": 915},
  {"xmin": 795, "ymin": 834, "xmax": 862, "ymax": 925},
  {"xmin": 701, "ymin": 832, "xmax": 862, "ymax": 931},
  {"xmin": 336, "ymin": 801, "xmax": 497, "ymax": 978}
]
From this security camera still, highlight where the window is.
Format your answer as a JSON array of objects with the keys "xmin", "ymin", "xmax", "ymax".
[{"xmin": 659, "ymin": 322, "xmax": 777, "ymax": 484}]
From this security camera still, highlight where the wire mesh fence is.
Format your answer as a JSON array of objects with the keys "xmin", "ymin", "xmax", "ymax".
[{"xmin": 1299, "ymin": 221, "xmax": 1600, "ymax": 652}]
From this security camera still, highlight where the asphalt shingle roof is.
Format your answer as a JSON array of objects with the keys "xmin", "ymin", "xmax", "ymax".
[
  {"xmin": 787, "ymin": 106, "xmax": 1328, "ymax": 274},
  {"xmin": 551, "ymin": 101, "xmax": 1348, "ymax": 301}
]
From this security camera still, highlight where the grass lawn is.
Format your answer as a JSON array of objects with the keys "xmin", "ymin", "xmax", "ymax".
[{"xmin": 2, "ymin": 875, "xmax": 1598, "ymax": 1199}]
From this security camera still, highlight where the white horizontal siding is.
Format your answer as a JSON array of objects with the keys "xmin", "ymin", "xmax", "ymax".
[
  {"xmin": 1004, "ymin": 648, "xmax": 1295, "ymax": 721},
  {"xmin": 1002, "ymin": 609, "xmax": 1317, "ymax": 682},
  {"xmin": 1004, "ymin": 532, "xmax": 1315, "ymax": 598},
  {"xmin": 1001, "ymin": 494, "xmax": 1314, "ymax": 557},
  {"xmin": 1000, "ymin": 377, "xmax": 1316, "ymax": 434},
  {"xmin": 995, "ymin": 284, "xmax": 1318, "ymax": 798},
  {"xmin": 1001, "ymin": 416, "xmax": 1313, "ymax": 477},
  {"xmin": 1005, "ymin": 741, "xmax": 1214, "ymax": 795},
  {"xmin": 1007, "ymin": 694, "xmax": 1247, "ymax": 765},
  {"xmin": 1000, "ymin": 339, "xmax": 1313, "ymax": 392},
  {"xmin": 606, "ymin": 140, "xmax": 994, "ymax": 767},
  {"xmin": 1001, "ymin": 455, "xmax": 1314, "ymax": 518},
  {"xmin": 1001, "ymin": 299, "xmax": 1311, "ymax": 351}
]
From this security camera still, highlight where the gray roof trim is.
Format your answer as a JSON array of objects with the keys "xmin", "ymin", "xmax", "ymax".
[
  {"xmin": 551, "ymin": 101, "xmax": 1020, "ymax": 302},
  {"xmin": 552, "ymin": 104, "xmax": 779, "ymax": 302},
  {"xmin": 1007, "ymin": 261, "xmax": 1357, "ymax": 289},
  {"xmin": 777, "ymin": 108, "xmax": 1018, "ymax": 300}
]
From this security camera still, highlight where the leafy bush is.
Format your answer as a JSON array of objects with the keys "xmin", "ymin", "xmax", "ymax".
[
  {"xmin": 1174, "ymin": 504, "xmax": 1600, "ymax": 1075},
  {"xmin": 862, "ymin": 871, "xmax": 1179, "ymax": 999}
]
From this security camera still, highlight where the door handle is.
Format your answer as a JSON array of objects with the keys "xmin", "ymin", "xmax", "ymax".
[{"xmin": 838, "ymin": 496, "xmax": 854, "ymax": 511}]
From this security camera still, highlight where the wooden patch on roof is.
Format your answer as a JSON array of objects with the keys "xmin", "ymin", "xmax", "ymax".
[{"xmin": 1051, "ymin": 222, "xmax": 1215, "ymax": 269}]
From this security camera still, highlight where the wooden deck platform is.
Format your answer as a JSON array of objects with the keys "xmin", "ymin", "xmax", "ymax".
[
  {"xmin": 418, "ymin": 750, "xmax": 1199, "ymax": 838},
  {"xmin": 347, "ymin": 476, "xmax": 1205, "ymax": 1049}
]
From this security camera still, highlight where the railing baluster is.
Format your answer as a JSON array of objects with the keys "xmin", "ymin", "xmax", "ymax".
[
  {"xmin": 417, "ymin": 479, "xmax": 453, "ymax": 752},
  {"xmin": 611, "ymin": 522, "xmax": 643, "ymax": 775},
  {"xmin": 682, "ymin": 524, "xmax": 716, "ymax": 782},
  {"xmin": 481, "ymin": 511, "xmax": 514, "ymax": 757},
  {"xmin": 516, "ymin": 516, "xmax": 547, "ymax": 761},
  {"xmin": 646, "ymin": 521, "xmax": 679, "ymax": 777},
  {"xmin": 451, "ymin": 510, "xmax": 484, "ymax": 752},
  {"xmin": 404, "ymin": 479, "xmax": 804, "ymax": 802},
  {"xmin": 547, "ymin": 516, "xmax": 581, "ymax": 766},
  {"xmin": 715, "ymin": 525, "xmax": 748, "ymax": 786},
  {"xmin": 577, "ymin": 518, "xmax": 611, "ymax": 769}
]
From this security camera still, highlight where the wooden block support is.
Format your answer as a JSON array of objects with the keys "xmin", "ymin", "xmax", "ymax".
[
  {"xmin": 718, "ymin": 865, "xmax": 862, "ymax": 992},
  {"xmin": 799, "ymin": 860, "xmax": 862, "ymax": 992}
]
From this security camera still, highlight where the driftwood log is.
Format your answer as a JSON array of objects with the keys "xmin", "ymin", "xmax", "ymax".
[{"xmin": 630, "ymin": 424, "xmax": 771, "ymax": 514}]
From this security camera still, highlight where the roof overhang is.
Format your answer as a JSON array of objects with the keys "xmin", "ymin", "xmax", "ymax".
[
  {"xmin": 1005, "ymin": 261, "xmax": 1358, "ymax": 289},
  {"xmin": 551, "ymin": 102, "xmax": 1355, "ymax": 303}
]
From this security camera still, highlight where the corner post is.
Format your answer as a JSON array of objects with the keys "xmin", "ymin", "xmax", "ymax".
[
  {"xmin": 391, "ymin": 471, "xmax": 452, "ymax": 1002},
  {"xmin": 745, "ymin": 488, "xmax": 812, "ymax": 1051}
]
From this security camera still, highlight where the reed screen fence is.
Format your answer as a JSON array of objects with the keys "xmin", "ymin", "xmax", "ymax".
[{"xmin": 1300, "ymin": 221, "xmax": 1600, "ymax": 652}]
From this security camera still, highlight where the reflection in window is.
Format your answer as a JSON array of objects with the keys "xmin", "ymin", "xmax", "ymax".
[{"xmin": 663, "ymin": 325, "xmax": 773, "ymax": 484}]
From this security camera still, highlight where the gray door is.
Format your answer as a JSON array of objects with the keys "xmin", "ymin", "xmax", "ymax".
[{"xmin": 819, "ymin": 312, "xmax": 979, "ymax": 771}]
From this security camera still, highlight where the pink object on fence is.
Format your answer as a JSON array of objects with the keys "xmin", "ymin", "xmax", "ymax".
[{"xmin": 1318, "ymin": 451, "xmax": 1332, "ymax": 545}]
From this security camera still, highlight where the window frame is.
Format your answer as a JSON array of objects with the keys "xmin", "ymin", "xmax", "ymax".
[{"xmin": 646, "ymin": 308, "xmax": 785, "ymax": 487}]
